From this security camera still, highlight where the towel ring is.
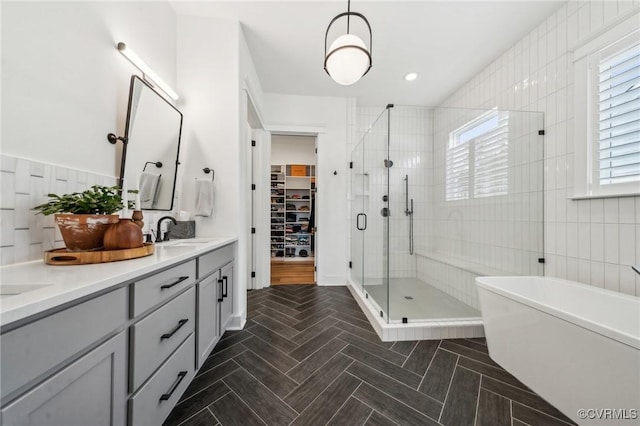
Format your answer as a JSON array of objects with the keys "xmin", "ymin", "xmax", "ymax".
[{"xmin": 203, "ymin": 167, "xmax": 215, "ymax": 182}]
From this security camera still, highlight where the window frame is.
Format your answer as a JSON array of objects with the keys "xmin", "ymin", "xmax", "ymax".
[
  {"xmin": 573, "ymin": 12, "xmax": 640, "ymax": 199},
  {"xmin": 445, "ymin": 108, "xmax": 509, "ymax": 201}
]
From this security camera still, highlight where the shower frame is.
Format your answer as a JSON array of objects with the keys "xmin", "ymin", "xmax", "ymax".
[{"xmin": 349, "ymin": 104, "xmax": 545, "ymax": 330}]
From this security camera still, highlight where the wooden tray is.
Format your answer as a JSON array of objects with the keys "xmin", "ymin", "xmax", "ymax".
[{"xmin": 44, "ymin": 243, "xmax": 155, "ymax": 265}]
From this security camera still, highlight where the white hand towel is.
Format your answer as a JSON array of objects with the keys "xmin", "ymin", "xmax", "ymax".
[
  {"xmin": 195, "ymin": 177, "xmax": 214, "ymax": 217},
  {"xmin": 139, "ymin": 172, "xmax": 161, "ymax": 209}
]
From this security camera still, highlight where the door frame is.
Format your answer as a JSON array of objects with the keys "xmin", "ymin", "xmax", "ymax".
[{"xmin": 262, "ymin": 126, "xmax": 324, "ymax": 287}]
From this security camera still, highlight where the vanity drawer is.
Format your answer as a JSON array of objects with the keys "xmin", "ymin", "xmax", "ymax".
[
  {"xmin": 198, "ymin": 244, "xmax": 234, "ymax": 279},
  {"xmin": 130, "ymin": 287, "xmax": 195, "ymax": 391},
  {"xmin": 131, "ymin": 260, "xmax": 196, "ymax": 317},
  {"xmin": 1, "ymin": 287, "xmax": 126, "ymax": 401},
  {"xmin": 129, "ymin": 333, "xmax": 195, "ymax": 426}
]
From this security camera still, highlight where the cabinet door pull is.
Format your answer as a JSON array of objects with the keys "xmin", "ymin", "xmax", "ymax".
[
  {"xmin": 160, "ymin": 276, "xmax": 189, "ymax": 290},
  {"xmin": 218, "ymin": 279, "xmax": 224, "ymax": 302},
  {"xmin": 159, "ymin": 371, "xmax": 188, "ymax": 401},
  {"xmin": 223, "ymin": 275, "xmax": 228, "ymax": 298},
  {"xmin": 161, "ymin": 319, "xmax": 189, "ymax": 340}
]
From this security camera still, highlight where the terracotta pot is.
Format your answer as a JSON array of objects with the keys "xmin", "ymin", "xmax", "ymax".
[
  {"xmin": 103, "ymin": 218, "xmax": 143, "ymax": 250},
  {"xmin": 55, "ymin": 214, "xmax": 120, "ymax": 252}
]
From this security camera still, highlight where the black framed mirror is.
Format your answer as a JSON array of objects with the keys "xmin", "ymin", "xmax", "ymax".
[{"xmin": 119, "ymin": 75, "xmax": 183, "ymax": 210}]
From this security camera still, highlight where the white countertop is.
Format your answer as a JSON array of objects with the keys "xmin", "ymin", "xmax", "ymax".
[{"xmin": 0, "ymin": 236, "xmax": 237, "ymax": 327}]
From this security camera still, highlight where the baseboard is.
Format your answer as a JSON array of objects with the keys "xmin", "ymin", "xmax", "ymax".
[{"xmin": 226, "ymin": 312, "xmax": 246, "ymax": 330}]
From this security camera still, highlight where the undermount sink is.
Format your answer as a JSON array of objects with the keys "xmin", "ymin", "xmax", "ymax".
[
  {"xmin": 155, "ymin": 238, "xmax": 225, "ymax": 255},
  {"xmin": 157, "ymin": 238, "xmax": 221, "ymax": 247},
  {"xmin": 0, "ymin": 284, "xmax": 52, "ymax": 298},
  {"xmin": 156, "ymin": 245, "xmax": 197, "ymax": 254}
]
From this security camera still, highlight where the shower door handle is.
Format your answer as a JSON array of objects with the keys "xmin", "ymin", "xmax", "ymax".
[{"xmin": 356, "ymin": 213, "xmax": 367, "ymax": 230}]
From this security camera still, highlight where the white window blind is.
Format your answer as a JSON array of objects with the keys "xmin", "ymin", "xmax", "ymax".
[
  {"xmin": 446, "ymin": 111, "xmax": 509, "ymax": 201},
  {"xmin": 474, "ymin": 113, "xmax": 509, "ymax": 197},
  {"xmin": 598, "ymin": 40, "xmax": 640, "ymax": 186},
  {"xmin": 445, "ymin": 143, "xmax": 469, "ymax": 200}
]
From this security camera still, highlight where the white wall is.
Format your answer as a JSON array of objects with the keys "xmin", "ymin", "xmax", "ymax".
[
  {"xmin": 176, "ymin": 15, "xmax": 239, "ymax": 238},
  {"xmin": 439, "ymin": 0, "xmax": 640, "ymax": 296},
  {"xmin": 176, "ymin": 14, "xmax": 253, "ymax": 326},
  {"xmin": 175, "ymin": 14, "xmax": 266, "ymax": 324},
  {"xmin": 263, "ymin": 94, "xmax": 349, "ymax": 285},
  {"xmin": 271, "ymin": 135, "xmax": 316, "ymax": 165},
  {"xmin": 1, "ymin": 1, "xmax": 177, "ymax": 177}
]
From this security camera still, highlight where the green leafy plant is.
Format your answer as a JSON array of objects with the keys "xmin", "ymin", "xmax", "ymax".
[{"xmin": 33, "ymin": 185, "xmax": 137, "ymax": 215}]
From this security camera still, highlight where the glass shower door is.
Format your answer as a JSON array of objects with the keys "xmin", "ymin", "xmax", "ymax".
[
  {"xmin": 363, "ymin": 108, "xmax": 390, "ymax": 321},
  {"xmin": 350, "ymin": 140, "xmax": 365, "ymax": 291}
]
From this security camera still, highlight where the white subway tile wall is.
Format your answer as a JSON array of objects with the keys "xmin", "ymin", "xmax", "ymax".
[
  {"xmin": 0, "ymin": 154, "xmax": 117, "ymax": 265},
  {"xmin": 440, "ymin": 0, "xmax": 640, "ymax": 296},
  {"xmin": 429, "ymin": 108, "xmax": 544, "ymax": 278}
]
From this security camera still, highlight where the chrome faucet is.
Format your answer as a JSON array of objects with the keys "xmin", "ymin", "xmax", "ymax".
[
  {"xmin": 156, "ymin": 216, "xmax": 177, "ymax": 242},
  {"xmin": 633, "ymin": 266, "xmax": 640, "ymax": 276}
]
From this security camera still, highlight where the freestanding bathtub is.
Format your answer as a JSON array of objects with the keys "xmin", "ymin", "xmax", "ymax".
[{"xmin": 476, "ymin": 276, "xmax": 640, "ymax": 426}]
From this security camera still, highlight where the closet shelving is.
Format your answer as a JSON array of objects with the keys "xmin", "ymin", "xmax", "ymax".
[{"xmin": 271, "ymin": 164, "xmax": 315, "ymax": 259}]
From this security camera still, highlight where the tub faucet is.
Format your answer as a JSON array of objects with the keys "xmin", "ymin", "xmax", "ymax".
[
  {"xmin": 156, "ymin": 216, "xmax": 177, "ymax": 242},
  {"xmin": 633, "ymin": 265, "xmax": 640, "ymax": 276}
]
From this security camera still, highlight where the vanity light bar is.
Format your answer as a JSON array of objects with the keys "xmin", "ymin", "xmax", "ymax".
[{"xmin": 116, "ymin": 42, "xmax": 179, "ymax": 101}]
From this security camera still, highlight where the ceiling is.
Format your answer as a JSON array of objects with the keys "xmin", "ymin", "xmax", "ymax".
[{"xmin": 170, "ymin": 0, "xmax": 565, "ymax": 106}]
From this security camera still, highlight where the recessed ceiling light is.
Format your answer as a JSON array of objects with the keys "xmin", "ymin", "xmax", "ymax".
[{"xmin": 404, "ymin": 72, "xmax": 418, "ymax": 81}]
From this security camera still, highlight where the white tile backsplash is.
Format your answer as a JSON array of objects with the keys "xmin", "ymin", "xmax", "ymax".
[
  {"xmin": 1, "ymin": 210, "xmax": 16, "ymax": 246},
  {"xmin": 1, "ymin": 171, "xmax": 16, "ymax": 209},
  {"xmin": 0, "ymin": 154, "xmax": 117, "ymax": 266}
]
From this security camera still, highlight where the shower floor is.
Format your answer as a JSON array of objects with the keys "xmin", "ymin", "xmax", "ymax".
[{"xmin": 364, "ymin": 277, "xmax": 480, "ymax": 322}]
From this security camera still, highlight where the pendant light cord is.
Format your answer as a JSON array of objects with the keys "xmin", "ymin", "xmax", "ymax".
[{"xmin": 347, "ymin": 0, "xmax": 351, "ymax": 33}]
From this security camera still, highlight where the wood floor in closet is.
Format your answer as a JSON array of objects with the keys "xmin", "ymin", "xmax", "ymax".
[{"xmin": 270, "ymin": 259, "xmax": 315, "ymax": 285}]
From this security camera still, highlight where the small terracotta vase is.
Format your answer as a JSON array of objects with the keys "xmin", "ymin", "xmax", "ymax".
[
  {"xmin": 103, "ymin": 218, "xmax": 144, "ymax": 250},
  {"xmin": 55, "ymin": 214, "xmax": 119, "ymax": 252},
  {"xmin": 132, "ymin": 210, "xmax": 144, "ymax": 229}
]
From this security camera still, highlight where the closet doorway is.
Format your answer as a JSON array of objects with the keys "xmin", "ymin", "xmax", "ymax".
[{"xmin": 270, "ymin": 135, "xmax": 316, "ymax": 285}]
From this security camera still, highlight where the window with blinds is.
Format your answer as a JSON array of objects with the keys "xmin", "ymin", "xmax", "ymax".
[
  {"xmin": 446, "ymin": 111, "xmax": 509, "ymax": 201},
  {"xmin": 598, "ymin": 40, "xmax": 640, "ymax": 186}
]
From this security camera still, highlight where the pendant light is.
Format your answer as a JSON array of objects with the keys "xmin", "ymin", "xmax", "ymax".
[{"xmin": 324, "ymin": 0, "xmax": 372, "ymax": 86}]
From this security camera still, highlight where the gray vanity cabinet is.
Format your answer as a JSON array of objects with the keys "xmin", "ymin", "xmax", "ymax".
[
  {"xmin": 1, "ymin": 240, "xmax": 237, "ymax": 426},
  {"xmin": 196, "ymin": 244, "xmax": 234, "ymax": 368},
  {"xmin": 1, "ymin": 288, "xmax": 128, "ymax": 426},
  {"xmin": 196, "ymin": 272, "xmax": 220, "ymax": 368},
  {"xmin": 2, "ymin": 332, "xmax": 127, "ymax": 426},
  {"xmin": 127, "ymin": 263, "xmax": 197, "ymax": 425}
]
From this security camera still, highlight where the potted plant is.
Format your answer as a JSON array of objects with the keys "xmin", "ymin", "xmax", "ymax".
[{"xmin": 33, "ymin": 185, "xmax": 130, "ymax": 251}]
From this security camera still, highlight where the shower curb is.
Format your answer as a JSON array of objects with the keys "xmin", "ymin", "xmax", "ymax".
[{"xmin": 346, "ymin": 280, "xmax": 485, "ymax": 342}]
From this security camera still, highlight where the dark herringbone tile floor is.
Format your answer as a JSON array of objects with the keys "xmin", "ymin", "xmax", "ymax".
[{"xmin": 164, "ymin": 285, "xmax": 575, "ymax": 426}]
